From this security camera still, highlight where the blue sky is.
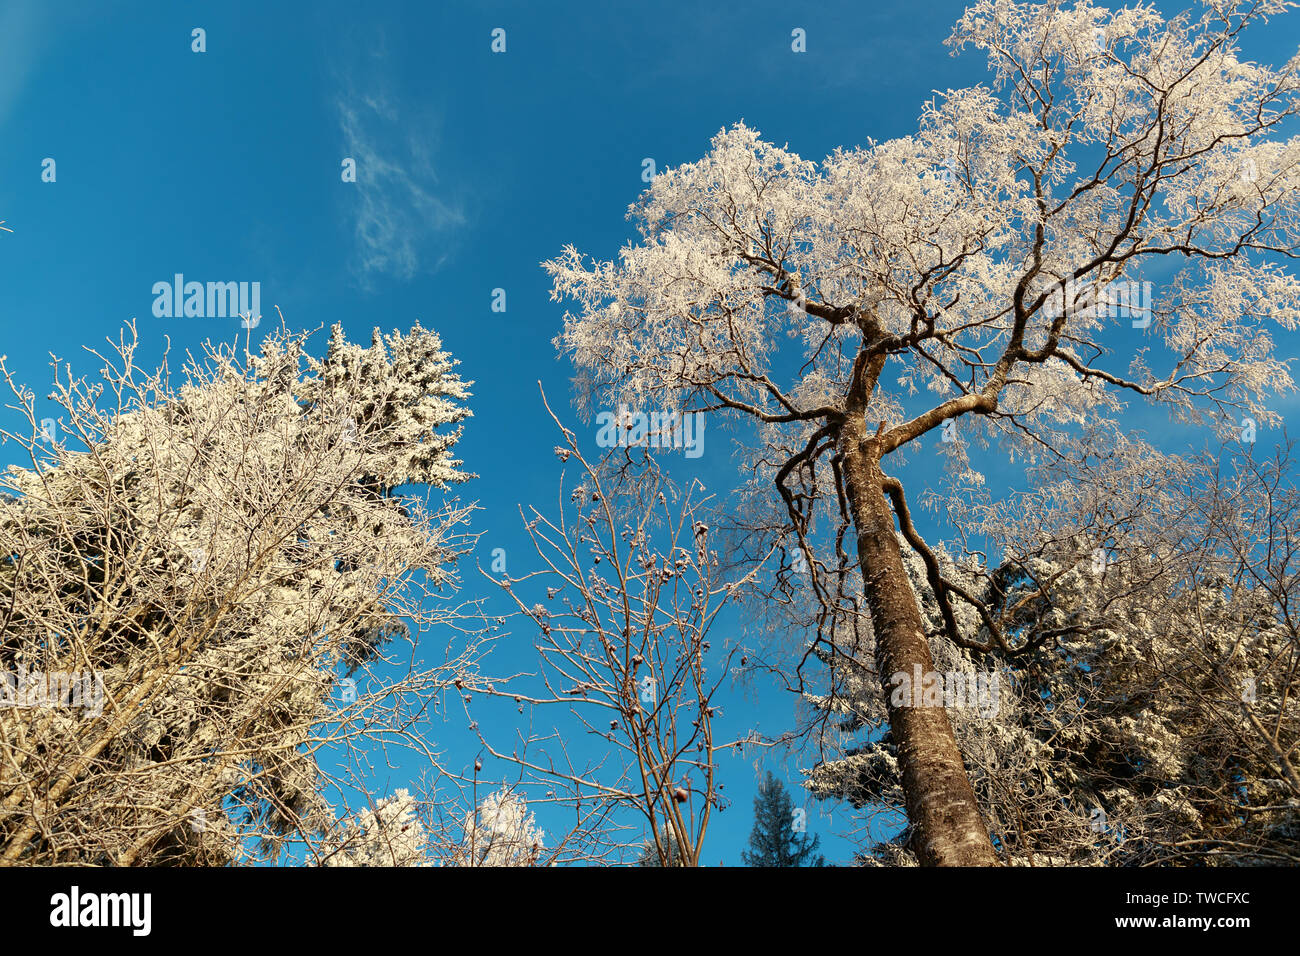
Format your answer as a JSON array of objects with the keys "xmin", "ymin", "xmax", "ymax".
[{"xmin": 2, "ymin": 0, "xmax": 1297, "ymax": 865}]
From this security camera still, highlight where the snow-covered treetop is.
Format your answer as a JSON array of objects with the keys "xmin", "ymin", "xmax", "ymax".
[
  {"xmin": 299, "ymin": 322, "xmax": 473, "ymax": 490},
  {"xmin": 453, "ymin": 787, "xmax": 546, "ymax": 867},
  {"xmin": 324, "ymin": 789, "xmax": 431, "ymax": 867},
  {"xmin": 547, "ymin": 0, "xmax": 1300, "ymax": 461},
  {"xmin": 0, "ymin": 322, "xmax": 482, "ymax": 865}
]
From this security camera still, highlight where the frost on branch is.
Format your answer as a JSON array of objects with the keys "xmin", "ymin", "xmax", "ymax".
[
  {"xmin": 450, "ymin": 788, "xmax": 545, "ymax": 867},
  {"xmin": 0, "ymin": 321, "xmax": 484, "ymax": 865},
  {"xmin": 323, "ymin": 789, "xmax": 430, "ymax": 867},
  {"xmin": 547, "ymin": 0, "xmax": 1300, "ymax": 866}
]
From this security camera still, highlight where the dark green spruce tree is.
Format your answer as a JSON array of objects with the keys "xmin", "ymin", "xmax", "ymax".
[{"xmin": 741, "ymin": 771, "xmax": 825, "ymax": 867}]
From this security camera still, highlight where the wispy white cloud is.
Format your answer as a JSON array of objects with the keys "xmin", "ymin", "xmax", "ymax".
[{"xmin": 336, "ymin": 70, "xmax": 464, "ymax": 285}]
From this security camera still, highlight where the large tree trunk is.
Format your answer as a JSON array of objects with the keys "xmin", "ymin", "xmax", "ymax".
[{"xmin": 839, "ymin": 416, "xmax": 999, "ymax": 866}]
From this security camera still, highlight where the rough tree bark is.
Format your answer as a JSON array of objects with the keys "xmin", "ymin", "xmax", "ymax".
[{"xmin": 834, "ymin": 351, "xmax": 999, "ymax": 867}]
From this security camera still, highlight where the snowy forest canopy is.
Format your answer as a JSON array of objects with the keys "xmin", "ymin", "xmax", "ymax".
[{"xmin": 1, "ymin": 0, "xmax": 1299, "ymax": 868}]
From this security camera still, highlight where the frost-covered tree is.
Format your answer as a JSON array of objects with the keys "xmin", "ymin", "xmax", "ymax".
[
  {"xmin": 322, "ymin": 789, "xmax": 431, "ymax": 867},
  {"xmin": 741, "ymin": 770, "xmax": 825, "ymax": 867},
  {"xmin": 0, "ymin": 322, "xmax": 487, "ymax": 865},
  {"xmin": 450, "ymin": 787, "xmax": 546, "ymax": 867},
  {"xmin": 321, "ymin": 786, "xmax": 547, "ymax": 867},
  {"xmin": 546, "ymin": 0, "xmax": 1300, "ymax": 863},
  {"xmin": 635, "ymin": 831, "xmax": 685, "ymax": 866},
  {"xmin": 805, "ymin": 439, "xmax": 1300, "ymax": 865}
]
